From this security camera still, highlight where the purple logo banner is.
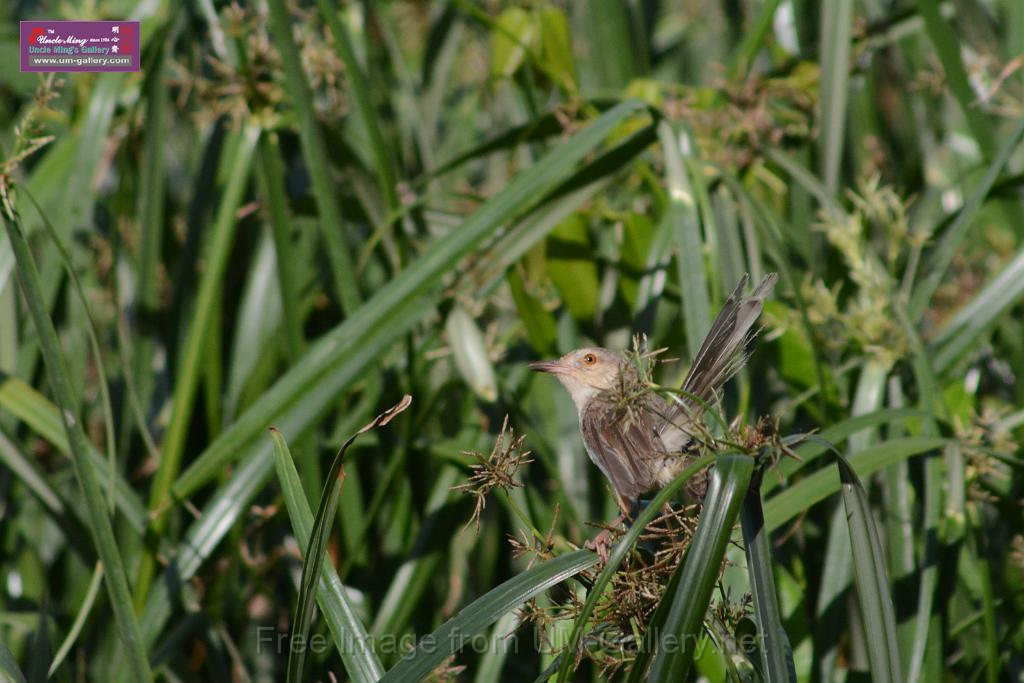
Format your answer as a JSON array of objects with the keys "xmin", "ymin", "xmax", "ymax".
[{"xmin": 20, "ymin": 20, "xmax": 140, "ymax": 72}]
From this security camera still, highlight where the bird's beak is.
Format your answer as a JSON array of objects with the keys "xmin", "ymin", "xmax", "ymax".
[{"xmin": 529, "ymin": 360, "xmax": 567, "ymax": 375}]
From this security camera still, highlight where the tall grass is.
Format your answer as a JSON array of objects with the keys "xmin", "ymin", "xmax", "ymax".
[{"xmin": 1, "ymin": 1, "xmax": 1023, "ymax": 681}]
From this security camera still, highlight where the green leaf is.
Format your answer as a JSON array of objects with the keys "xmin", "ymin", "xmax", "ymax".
[
  {"xmin": 818, "ymin": 0, "xmax": 853, "ymax": 195},
  {"xmin": 0, "ymin": 424, "xmax": 64, "ymax": 518},
  {"xmin": 491, "ymin": 7, "xmax": 534, "ymax": 79},
  {"xmin": 315, "ymin": 0, "xmax": 400, "ymax": 216},
  {"xmin": 931, "ymin": 245, "xmax": 1024, "ymax": 370},
  {"xmin": 172, "ymin": 100, "xmax": 651, "ymax": 500},
  {"xmin": 617, "ymin": 211, "xmax": 655, "ymax": 312},
  {"xmin": 368, "ymin": 464, "xmax": 462, "ymax": 638},
  {"xmin": 763, "ymin": 408, "xmax": 932, "ymax": 494},
  {"xmin": 914, "ymin": 0, "xmax": 996, "ymax": 158},
  {"xmin": 135, "ymin": 121, "xmax": 261, "ymax": 609},
  {"xmin": 507, "ymin": 268, "xmax": 557, "ymax": 355},
  {"xmin": 0, "ymin": 376, "xmax": 146, "ymax": 530},
  {"xmin": 446, "ymin": 306, "xmax": 498, "ymax": 402},
  {"xmin": 380, "ymin": 549, "xmax": 600, "ymax": 682},
  {"xmin": 741, "ymin": 467, "xmax": 796, "ymax": 682},
  {"xmin": 536, "ymin": 5, "xmax": 577, "ymax": 91},
  {"xmin": 765, "ymin": 437, "xmax": 947, "ymax": 531},
  {"xmin": 255, "ymin": 133, "xmax": 306, "ymax": 363},
  {"xmin": 648, "ymin": 455, "xmax": 754, "ymax": 681},
  {"xmin": 728, "ymin": 0, "xmax": 785, "ymax": 77},
  {"xmin": 546, "ymin": 213, "xmax": 600, "ymax": 322},
  {"xmin": 908, "ymin": 119, "xmax": 1024, "ymax": 320},
  {"xmin": 471, "ymin": 611, "xmax": 520, "ymax": 683},
  {"xmin": 285, "ymin": 396, "xmax": 411, "ymax": 683},
  {"xmin": 837, "ymin": 456, "xmax": 902, "ymax": 682},
  {"xmin": 266, "ymin": 0, "xmax": 362, "ymax": 314},
  {"xmin": 2, "ymin": 210, "xmax": 152, "ymax": 681},
  {"xmin": 774, "ymin": 308, "xmax": 818, "ymax": 389},
  {"xmin": 658, "ymin": 121, "xmax": 711, "ymax": 358},
  {"xmin": 270, "ymin": 429, "xmax": 385, "ymax": 683},
  {"xmin": 47, "ymin": 562, "xmax": 104, "ymax": 677},
  {"xmin": 579, "ymin": 0, "xmax": 645, "ymax": 89},
  {"xmin": 0, "ymin": 638, "xmax": 26, "ymax": 683}
]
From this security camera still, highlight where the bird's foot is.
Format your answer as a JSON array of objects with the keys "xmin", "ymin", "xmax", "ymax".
[
  {"xmin": 585, "ymin": 528, "xmax": 613, "ymax": 563},
  {"xmin": 585, "ymin": 511, "xmax": 630, "ymax": 563}
]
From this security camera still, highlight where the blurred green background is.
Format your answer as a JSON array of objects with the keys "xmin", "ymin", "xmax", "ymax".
[{"xmin": 1, "ymin": 0, "xmax": 1024, "ymax": 681}]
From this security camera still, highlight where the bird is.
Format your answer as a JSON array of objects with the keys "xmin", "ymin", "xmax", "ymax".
[{"xmin": 529, "ymin": 273, "xmax": 777, "ymax": 556}]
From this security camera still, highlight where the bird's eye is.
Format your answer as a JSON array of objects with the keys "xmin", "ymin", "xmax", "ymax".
[{"xmin": 582, "ymin": 354, "xmax": 596, "ymax": 365}]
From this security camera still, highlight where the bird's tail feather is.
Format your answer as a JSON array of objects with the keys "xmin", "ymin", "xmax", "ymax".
[
  {"xmin": 682, "ymin": 273, "xmax": 777, "ymax": 403},
  {"xmin": 679, "ymin": 270, "xmax": 774, "ymax": 401},
  {"xmin": 657, "ymin": 274, "xmax": 777, "ymax": 448}
]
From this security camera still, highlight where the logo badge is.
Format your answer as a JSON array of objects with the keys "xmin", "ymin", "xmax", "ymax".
[{"xmin": 20, "ymin": 21, "xmax": 141, "ymax": 72}]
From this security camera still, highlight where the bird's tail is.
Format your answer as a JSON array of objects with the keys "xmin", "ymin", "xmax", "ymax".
[
  {"xmin": 648, "ymin": 273, "xmax": 775, "ymax": 491},
  {"xmin": 681, "ymin": 273, "xmax": 777, "ymax": 404}
]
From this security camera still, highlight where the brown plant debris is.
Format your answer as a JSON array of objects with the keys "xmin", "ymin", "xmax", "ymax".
[{"xmin": 452, "ymin": 415, "xmax": 533, "ymax": 533}]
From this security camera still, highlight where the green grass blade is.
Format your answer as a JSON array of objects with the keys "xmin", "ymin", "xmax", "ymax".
[
  {"xmin": 0, "ymin": 638, "xmax": 26, "ymax": 683},
  {"xmin": 285, "ymin": 396, "xmax": 411, "ymax": 683},
  {"xmin": 418, "ymin": 108, "xmax": 568, "ymax": 185},
  {"xmin": 2, "ymin": 210, "xmax": 152, "ymax": 681},
  {"xmin": 255, "ymin": 134, "xmax": 305, "ymax": 362},
  {"xmin": 136, "ymin": 446, "xmax": 274, "ymax": 650},
  {"xmin": 814, "ymin": 503, "xmax": 854, "ymax": 678},
  {"xmin": 908, "ymin": 119, "xmax": 1024, "ymax": 320},
  {"xmin": 931, "ymin": 245, "xmax": 1024, "ymax": 371},
  {"xmin": 380, "ymin": 550, "xmax": 601, "ymax": 682},
  {"xmin": 136, "ymin": 289, "xmax": 430, "ymax": 650},
  {"xmin": 369, "ymin": 464, "xmax": 461, "ymax": 638},
  {"xmin": 265, "ymin": 0, "xmax": 361, "ymax": 314},
  {"xmin": 632, "ymin": 193, "xmax": 675, "ymax": 332},
  {"xmin": 135, "ymin": 121, "xmax": 261, "ymax": 608},
  {"xmin": 472, "ymin": 611, "xmax": 520, "ymax": 683},
  {"xmin": 171, "ymin": 100, "xmax": 651, "ymax": 499},
  {"xmin": 11, "ymin": 74, "xmax": 123, "ymax": 377},
  {"xmin": 0, "ymin": 376, "xmax": 146, "ymax": 530},
  {"xmin": 222, "ymin": 227, "xmax": 283, "ymax": 417},
  {"xmin": 658, "ymin": 121, "xmax": 711, "ymax": 357},
  {"xmin": 0, "ymin": 423, "xmax": 98, "ymax": 562},
  {"xmin": 741, "ymin": 466, "xmax": 796, "ymax": 682},
  {"xmin": 891, "ymin": 301, "xmax": 947, "ymax": 683},
  {"xmin": 764, "ymin": 437, "xmax": 947, "ymax": 531},
  {"xmin": 765, "ymin": 407, "xmax": 931, "ymax": 493},
  {"xmin": 881, "ymin": 379, "xmax": 917, "ymax": 667},
  {"xmin": 964, "ymin": 508, "xmax": 999, "ymax": 683},
  {"xmin": 315, "ymin": 0, "xmax": 400, "ymax": 215},
  {"xmin": 913, "ymin": 0, "xmax": 995, "ymax": 157},
  {"xmin": 623, "ymin": 536, "xmax": 687, "ymax": 683},
  {"xmin": 818, "ymin": 0, "xmax": 853, "ymax": 195},
  {"xmin": 23, "ymin": 189, "xmax": 118, "ymax": 513},
  {"xmin": 270, "ymin": 429, "xmax": 384, "ymax": 683},
  {"xmin": 446, "ymin": 305, "xmax": 498, "ymax": 402},
  {"xmin": 47, "ymin": 562, "xmax": 103, "ymax": 677},
  {"xmin": 648, "ymin": 455, "xmax": 754, "ymax": 681},
  {"xmin": 0, "ymin": 426, "xmax": 63, "ymax": 517},
  {"xmin": 837, "ymin": 456, "xmax": 902, "ymax": 682},
  {"xmin": 579, "ymin": 0, "xmax": 645, "ymax": 89},
  {"xmin": 132, "ymin": 30, "xmax": 169, "ymax": 409},
  {"xmin": 728, "ymin": 0, "xmax": 784, "ymax": 77},
  {"xmin": 460, "ymin": 123, "xmax": 656, "ymax": 298}
]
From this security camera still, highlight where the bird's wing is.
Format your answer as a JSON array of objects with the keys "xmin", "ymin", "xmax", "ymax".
[
  {"xmin": 580, "ymin": 397, "xmax": 664, "ymax": 509},
  {"xmin": 658, "ymin": 273, "xmax": 777, "ymax": 452}
]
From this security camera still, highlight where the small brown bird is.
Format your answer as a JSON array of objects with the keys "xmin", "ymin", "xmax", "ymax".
[{"xmin": 530, "ymin": 274, "xmax": 777, "ymax": 552}]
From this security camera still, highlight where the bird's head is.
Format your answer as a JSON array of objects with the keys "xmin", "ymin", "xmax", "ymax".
[{"xmin": 529, "ymin": 347, "xmax": 626, "ymax": 409}]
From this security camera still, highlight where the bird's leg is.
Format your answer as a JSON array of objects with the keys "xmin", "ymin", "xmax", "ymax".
[
  {"xmin": 585, "ymin": 500, "xmax": 635, "ymax": 563},
  {"xmin": 585, "ymin": 512, "xmax": 627, "ymax": 563}
]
